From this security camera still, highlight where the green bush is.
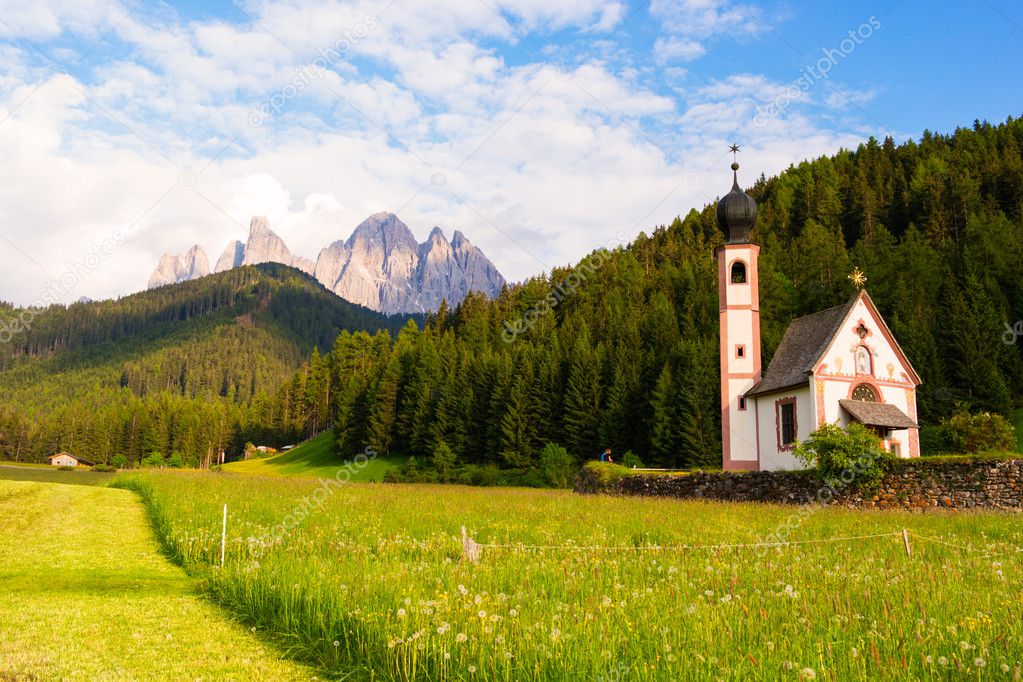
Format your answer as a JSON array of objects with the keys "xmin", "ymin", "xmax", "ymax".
[
  {"xmin": 793, "ymin": 422, "xmax": 893, "ymax": 491},
  {"xmin": 432, "ymin": 441, "xmax": 457, "ymax": 478},
  {"xmin": 57, "ymin": 465, "xmax": 75, "ymax": 471},
  {"xmin": 110, "ymin": 454, "xmax": 128, "ymax": 469},
  {"xmin": 141, "ymin": 451, "xmax": 165, "ymax": 468},
  {"xmin": 940, "ymin": 410, "xmax": 1015, "ymax": 454},
  {"xmin": 539, "ymin": 443, "xmax": 576, "ymax": 488},
  {"xmin": 92, "ymin": 464, "xmax": 117, "ymax": 472},
  {"xmin": 468, "ymin": 464, "xmax": 505, "ymax": 487},
  {"xmin": 620, "ymin": 451, "xmax": 644, "ymax": 469}
]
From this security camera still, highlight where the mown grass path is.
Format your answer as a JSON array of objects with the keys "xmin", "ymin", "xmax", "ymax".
[{"xmin": 0, "ymin": 480, "xmax": 315, "ymax": 680}]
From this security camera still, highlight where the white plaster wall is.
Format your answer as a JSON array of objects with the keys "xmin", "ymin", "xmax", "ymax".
[
  {"xmin": 723, "ymin": 266, "xmax": 752, "ymax": 307},
  {"xmin": 728, "ymin": 377, "xmax": 759, "ymax": 464},
  {"xmin": 756, "ymin": 385, "xmax": 811, "ymax": 471},
  {"xmin": 816, "ymin": 297, "xmax": 915, "ymax": 386}
]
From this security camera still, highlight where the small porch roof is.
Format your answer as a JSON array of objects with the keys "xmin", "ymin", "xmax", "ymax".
[{"xmin": 839, "ymin": 399, "xmax": 918, "ymax": 429}]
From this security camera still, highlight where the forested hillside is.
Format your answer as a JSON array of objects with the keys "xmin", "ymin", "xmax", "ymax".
[
  {"xmin": 3, "ymin": 118, "xmax": 1021, "ymax": 472},
  {"xmin": 0, "ymin": 265, "xmax": 413, "ymax": 466},
  {"xmin": 263, "ymin": 118, "xmax": 1023, "ymax": 472}
]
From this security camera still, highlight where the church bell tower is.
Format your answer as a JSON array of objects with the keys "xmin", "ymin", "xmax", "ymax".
[{"xmin": 715, "ymin": 149, "xmax": 761, "ymax": 470}]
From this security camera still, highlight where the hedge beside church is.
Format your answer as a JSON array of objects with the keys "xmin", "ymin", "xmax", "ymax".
[{"xmin": 574, "ymin": 459, "xmax": 1023, "ymax": 511}]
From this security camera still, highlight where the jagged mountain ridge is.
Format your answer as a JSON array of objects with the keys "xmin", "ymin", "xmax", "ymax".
[
  {"xmin": 147, "ymin": 245, "xmax": 211, "ymax": 288},
  {"xmin": 150, "ymin": 213, "xmax": 506, "ymax": 314}
]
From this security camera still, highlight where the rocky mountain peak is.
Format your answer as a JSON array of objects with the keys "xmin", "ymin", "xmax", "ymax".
[
  {"xmin": 214, "ymin": 240, "xmax": 245, "ymax": 273},
  {"xmin": 148, "ymin": 244, "xmax": 211, "ymax": 288},
  {"xmin": 348, "ymin": 212, "xmax": 419, "ymax": 253},
  {"xmin": 148, "ymin": 213, "xmax": 506, "ymax": 314},
  {"xmin": 249, "ymin": 216, "xmax": 273, "ymax": 236}
]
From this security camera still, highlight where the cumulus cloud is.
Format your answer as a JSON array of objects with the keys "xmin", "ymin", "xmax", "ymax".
[
  {"xmin": 0, "ymin": 0, "xmax": 879, "ymax": 305},
  {"xmin": 649, "ymin": 0, "xmax": 765, "ymax": 39},
  {"xmin": 648, "ymin": 0, "xmax": 768, "ymax": 65}
]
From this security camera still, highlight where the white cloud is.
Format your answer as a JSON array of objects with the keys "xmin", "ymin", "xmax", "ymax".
[
  {"xmin": 825, "ymin": 86, "xmax": 878, "ymax": 110},
  {"xmin": 653, "ymin": 37, "xmax": 706, "ymax": 64},
  {"xmin": 0, "ymin": 0, "xmax": 881, "ymax": 306},
  {"xmin": 648, "ymin": 0, "xmax": 768, "ymax": 65},
  {"xmin": 649, "ymin": 0, "xmax": 765, "ymax": 39}
]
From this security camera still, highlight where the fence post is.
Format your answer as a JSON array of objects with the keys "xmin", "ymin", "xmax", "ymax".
[
  {"xmin": 902, "ymin": 528, "xmax": 912, "ymax": 557},
  {"xmin": 462, "ymin": 526, "xmax": 480, "ymax": 563},
  {"xmin": 221, "ymin": 503, "xmax": 227, "ymax": 568}
]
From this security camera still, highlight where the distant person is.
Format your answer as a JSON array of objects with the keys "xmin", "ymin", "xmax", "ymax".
[{"xmin": 600, "ymin": 448, "xmax": 614, "ymax": 463}]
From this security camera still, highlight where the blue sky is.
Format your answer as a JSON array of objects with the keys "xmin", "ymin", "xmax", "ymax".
[{"xmin": 0, "ymin": 0, "xmax": 1020, "ymax": 305}]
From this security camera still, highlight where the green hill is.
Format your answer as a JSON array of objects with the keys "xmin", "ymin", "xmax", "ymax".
[
  {"xmin": 0, "ymin": 265, "xmax": 416, "ymax": 467},
  {"xmin": 223, "ymin": 431, "xmax": 402, "ymax": 481}
]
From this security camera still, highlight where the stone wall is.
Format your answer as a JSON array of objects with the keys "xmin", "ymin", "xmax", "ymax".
[{"xmin": 574, "ymin": 459, "xmax": 1023, "ymax": 511}]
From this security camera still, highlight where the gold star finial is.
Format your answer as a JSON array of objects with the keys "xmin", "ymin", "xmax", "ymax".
[{"xmin": 848, "ymin": 267, "xmax": 867, "ymax": 288}]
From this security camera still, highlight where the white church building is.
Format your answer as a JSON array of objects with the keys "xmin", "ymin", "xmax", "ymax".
[{"xmin": 715, "ymin": 157, "xmax": 921, "ymax": 471}]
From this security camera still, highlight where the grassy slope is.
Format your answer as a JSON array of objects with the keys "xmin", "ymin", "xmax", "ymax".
[
  {"xmin": 0, "ymin": 480, "xmax": 313, "ymax": 680},
  {"xmin": 223, "ymin": 431, "xmax": 402, "ymax": 481}
]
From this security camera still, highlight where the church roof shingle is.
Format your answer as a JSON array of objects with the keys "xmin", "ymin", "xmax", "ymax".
[{"xmin": 745, "ymin": 297, "xmax": 857, "ymax": 397}]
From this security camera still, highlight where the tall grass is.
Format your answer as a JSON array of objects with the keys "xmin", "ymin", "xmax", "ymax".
[{"xmin": 114, "ymin": 471, "xmax": 1023, "ymax": 680}]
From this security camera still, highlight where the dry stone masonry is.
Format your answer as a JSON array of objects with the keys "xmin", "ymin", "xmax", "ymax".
[{"xmin": 575, "ymin": 459, "xmax": 1023, "ymax": 511}]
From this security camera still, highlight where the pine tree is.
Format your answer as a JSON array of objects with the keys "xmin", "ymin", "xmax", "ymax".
[{"xmin": 562, "ymin": 336, "xmax": 602, "ymax": 458}]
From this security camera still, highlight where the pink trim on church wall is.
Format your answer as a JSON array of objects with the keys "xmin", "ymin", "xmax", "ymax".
[
  {"xmin": 815, "ymin": 373, "xmax": 912, "ymax": 388},
  {"xmin": 717, "ymin": 248, "xmax": 732, "ymax": 468},
  {"xmin": 815, "ymin": 380, "xmax": 826, "ymax": 428},
  {"xmin": 906, "ymin": 389, "xmax": 921, "ymax": 458}
]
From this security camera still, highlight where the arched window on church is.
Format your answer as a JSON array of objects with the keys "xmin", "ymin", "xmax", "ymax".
[
  {"xmin": 730, "ymin": 261, "xmax": 747, "ymax": 284},
  {"xmin": 855, "ymin": 346, "xmax": 872, "ymax": 375},
  {"xmin": 851, "ymin": 383, "xmax": 878, "ymax": 402}
]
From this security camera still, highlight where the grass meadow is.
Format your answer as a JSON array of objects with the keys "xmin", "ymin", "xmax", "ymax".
[
  {"xmin": 0, "ymin": 479, "xmax": 313, "ymax": 680},
  {"xmin": 0, "ymin": 462, "xmax": 116, "ymax": 486},
  {"xmin": 113, "ymin": 469, "xmax": 1023, "ymax": 681}
]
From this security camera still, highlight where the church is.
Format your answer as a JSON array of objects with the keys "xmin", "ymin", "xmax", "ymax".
[{"xmin": 715, "ymin": 155, "xmax": 921, "ymax": 471}]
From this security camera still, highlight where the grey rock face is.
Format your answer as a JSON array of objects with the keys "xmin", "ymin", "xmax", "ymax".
[
  {"xmin": 242, "ymin": 217, "xmax": 314, "ymax": 275},
  {"xmin": 147, "ymin": 244, "xmax": 211, "ymax": 288},
  {"xmin": 451, "ymin": 229, "xmax": 505, "ymax": 299},
  {"xmin": 147, "ymin": 213, "xmax": 506, "ymax": 314},
  {"xmin": 214, "ymin": 240, "xmax": 245, "ymax": 273}
]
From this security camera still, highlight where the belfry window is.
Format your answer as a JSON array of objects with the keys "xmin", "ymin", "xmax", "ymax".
[{"xmin": 730, "ymin": 261, "xmax": 747, "ymax": 284}]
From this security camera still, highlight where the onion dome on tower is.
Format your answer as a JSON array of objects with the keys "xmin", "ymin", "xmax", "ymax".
[{"xmin": 716, "ymin": 152, "xmax": 757, "ymax": 244}]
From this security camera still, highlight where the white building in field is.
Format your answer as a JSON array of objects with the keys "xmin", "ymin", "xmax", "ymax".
[
  {"xmin": 715, "ymin": 157, "xmax": 922, "ymax": 471},
  {"xmin": 48, "ymin": 452, "xmax": 94, "ymax": 467}
]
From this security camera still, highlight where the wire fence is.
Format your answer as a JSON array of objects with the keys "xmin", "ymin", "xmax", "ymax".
[{"xmin": 460, "ymin": 526, "xmax": 1023, "ymax": 563}]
